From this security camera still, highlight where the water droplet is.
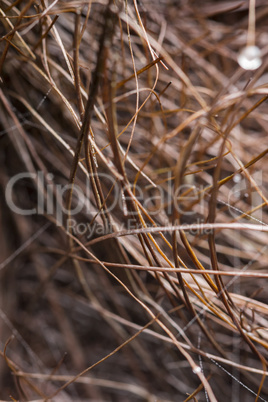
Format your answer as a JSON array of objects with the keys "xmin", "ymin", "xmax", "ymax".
[
  {"xmin": 233, "ymin": 174, "xmax": 241, "ymax": 183},
  {"xmin": 193, "ymin": 366, "xmax": 201, "ymax": 374},
  {"xmin": 237, "ymin": 46, "xmax": 262, "ymax": 70}
]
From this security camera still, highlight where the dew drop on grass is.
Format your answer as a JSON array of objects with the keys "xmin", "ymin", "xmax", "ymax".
[
  {"xmin": 233, "ymin": 174, "xmax": 241, "ymax": 183},
  {"xmin": 237, "ymin": 46, "xmax": 262, "ymax": 70},
  {"xmin": 193, "ymin": 366, "xmax": 201, "ymax": 374}
]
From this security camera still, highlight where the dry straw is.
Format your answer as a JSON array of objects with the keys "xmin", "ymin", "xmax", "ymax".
[{"xmin": 0, "ymin": 0, "xmax": 268, "ymax": 401}]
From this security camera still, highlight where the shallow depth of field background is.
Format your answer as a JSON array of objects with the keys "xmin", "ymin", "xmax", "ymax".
[{"xmin": 1, "ymin": 1, "xmax": 268, "ymax": 401}]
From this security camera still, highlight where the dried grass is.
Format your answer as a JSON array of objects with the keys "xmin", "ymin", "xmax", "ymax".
[{"xmin": 1, "ymin": 0, "xmax": 268, "ymax": 401}]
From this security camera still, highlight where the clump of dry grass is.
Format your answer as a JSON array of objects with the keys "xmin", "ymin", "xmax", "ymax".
[{"xmin": 1, "ymin": 0, "xmax": 268, "ymax": 401}]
